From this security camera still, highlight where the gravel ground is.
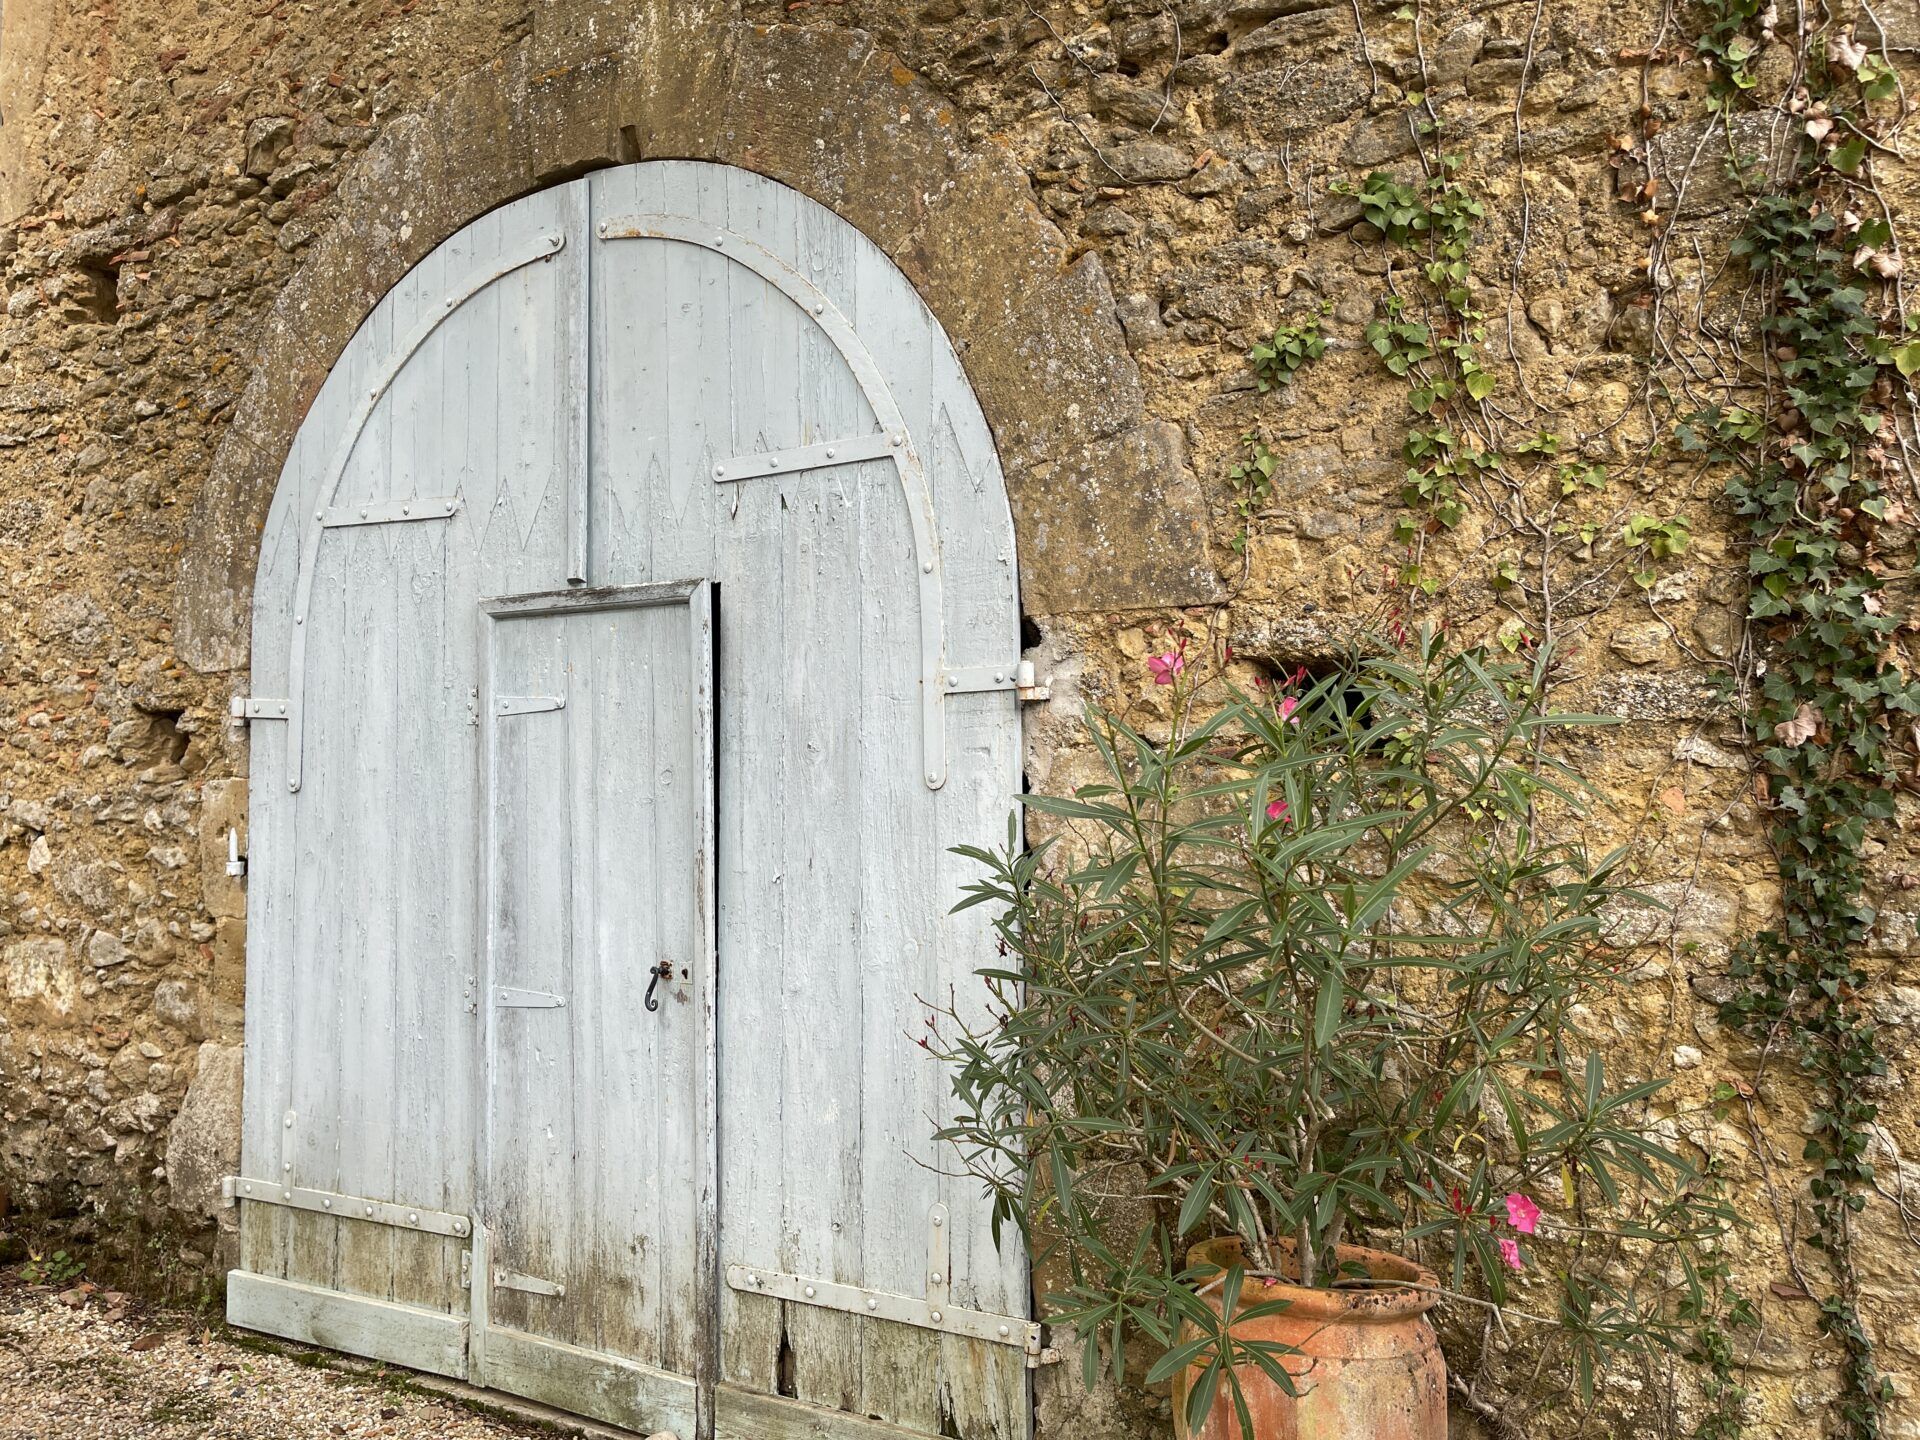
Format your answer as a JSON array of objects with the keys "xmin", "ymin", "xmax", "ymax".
[{"xmin": 0, "ymin": 1280, "xmax": 572, "ymax": 1440}]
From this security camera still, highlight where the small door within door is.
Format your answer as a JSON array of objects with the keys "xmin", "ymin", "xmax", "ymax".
[{"xmin": 480, "ymin": 582, "xmax": 715, "ymax": 1437}]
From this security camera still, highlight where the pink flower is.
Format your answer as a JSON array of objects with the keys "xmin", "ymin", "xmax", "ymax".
[
  {"xmin": 1148, "ymin": 650, "xmax": 1185, "ymax": 686},
  {"xmin": 1504, "ymin": 1193, "xmax": 1541, "ymax": 1235},
  {"xmin": 1278, "ymin": 695, "xmax": 1300, "ymax": 725},
  {"xmin": 1266, "ymin": 797, "xmax": 1290, "ymax": 821},
  {"xmin": 1497, "ymin": 1237, "xmax": 1524, "ymax": 1271}
]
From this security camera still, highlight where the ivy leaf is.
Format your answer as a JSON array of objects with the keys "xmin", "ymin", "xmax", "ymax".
[
  {"xmin": 1831, "ymin": 137, "xmax": 1868, "ymax": 176},
  {"xmin": 1465, "ymin": 370, "xmax": 1497, "ymax": 401},
  {"xmin": 1893, "ymin": 343, "xmax": 1920, "ymax": 378}
]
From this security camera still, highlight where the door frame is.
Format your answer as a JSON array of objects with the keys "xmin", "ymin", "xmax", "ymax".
[{"xmin": 474, "ymin": 578, "xmax": 719, "ymax": 1437}]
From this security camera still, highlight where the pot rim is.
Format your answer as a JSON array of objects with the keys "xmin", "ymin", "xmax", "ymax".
[{"xmin": 1186, "ymin": 1235, "xmax": 1441, "ymax": 1324}]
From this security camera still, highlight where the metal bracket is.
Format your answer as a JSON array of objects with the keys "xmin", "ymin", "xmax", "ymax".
[
  {"xmin": 494, "ymin": 1268, "xmax": 566, "ymax": 1299},
  {"xmin": 712, "ymin": 432, "xmax": 897, "ymax": 483},
  {"xmin": 221, "ymin": 1176, "xmax": 471, "ymax": 1239},
  {"xmin": 494, "ymin": 695, "xmax": 566, "ymax": 716},
  {"xmin": 725, "ymin": 1202, "xmax": 1055, "ymax": 1367},
  {"xmin": 321, "ymin": 495, "xmax": 461, "ymax": 529},
  {"xmin": 939, "ymin": 660, "xmax": 1051, "ymax": 702},
  {"xmin": 495, "ymin": 987, "xmax": 566, "ymax": 1008},
  {"xmin": 231, "ymin": 697, "xmax": 290, "ymax": 721}
]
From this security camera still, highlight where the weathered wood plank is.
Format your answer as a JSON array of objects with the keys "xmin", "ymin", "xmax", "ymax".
[
  {"xmin": 485, "ymin": 611, "xmax": 574, "ymax": 1342},
  {"xmin": 335, "ymin": 514, "xmax": 400, "ymax": 1303},
  {"xmin": 717, "ymin": 1383, "xmax": 952, "ymax": 1440},
  {"xmin": 710, "ymin": 176, "xmax": 789, "ymax": 1399},
  {"xmin": 925, "ymin": 357, "xmax": 1031, "ymax": 1440},
  {"xmin": 483, "ymin": 1325, "xmax": 697, "ymax": 1439},
  {"xmin": 689, "ymin": 581, "xmax": 722, "ymax": 1440},
  {"xmin": 572, "ymin": 599, "xmax": 698, "ymax": 1368},
  {"xmin": 844, "ymin": 232, "xmax": 946, "ymax": 1436},
  {"xmin": 227, "ymin": 1270, "xmax": 469, "ymax": 1380}
]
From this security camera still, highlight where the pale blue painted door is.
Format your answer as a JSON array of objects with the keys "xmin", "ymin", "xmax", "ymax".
[{"xmin": 229, "ymin": 162, "xmax": 1029, "ymax": 1440}]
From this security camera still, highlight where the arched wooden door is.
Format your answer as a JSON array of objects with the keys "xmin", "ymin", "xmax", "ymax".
[{"xmin": 227, "ymin": 162, "xmax": 1030, "ymax": 1440}]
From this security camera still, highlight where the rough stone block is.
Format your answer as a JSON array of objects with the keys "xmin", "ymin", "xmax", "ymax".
[
  {"xmin": 722, "ymin": 26, "xmax": 969, "ymax": 255},
  {"xmin": 1217, "ymin": 61, "xmax": 1369, "ymax": 140},
  {"xmin": 3, "ymin": 938, "xmax": 83, "ymax": 1023},
  {"xmin": 527, "ymin": 54, "xmax": 625, "ymax": 182},
  {"xmin": 1234, "ymin": 8, "xmax": 1349, "ymax": 55},
  {"xmin": 65, "ymin": 144, "xmax": 135, "ymax": 224},
  {"xmin": 1343, "ymin": 111, "xmax": 1421, "ymax": 167},
  {"xmin": 243, "ymin": 119, "xmax": 295, "ymax": 181},
  {"xmin": 165, "ymin": 1042, "xmax": 242, "ymax": 1220},
  {"xmin": 210, "ymin": 918, "xmax": 247, "ymax": 1009},
  {"xmin": 1015, "ymin": 421, "xmax": 1223, "ymax": 615},
  {"xmin": 1106, "ymin": 140, "xmax": 1191, "ymax": 184},
  {"xmin": 1646, "ymin": 112, "xmax": 1792, "ymax": 216},
  {"xmin": 605, "ymin": 7, "xmax": 737, "ymax": 160},
  {"xmin": 153, "ymin": 979, "xmax": 210, "ymax": 1041},
  {"xmin": 1089, "ymin": 75, "xmax": 1172, "ymax": 130},
  {"xmin": 901, "ymin": 154, "xmax": 1146, "ymax": 470},
  {"xmin": 1429, "ymin": 20, "xmax": 1488, "ymax": 85}
]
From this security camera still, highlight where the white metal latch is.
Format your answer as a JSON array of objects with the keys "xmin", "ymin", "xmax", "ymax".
[
  {"xmin": 230, "ymin": 697, "xmax": 290, "ymax": 721},
  {"xmin": 226, "ymin": 827, "xmax": 247, "ymax": 879},
  {"xmin": 494, "ymin": 695, "xmax": 566, "ymax": 716},
  {"xmin": 494, "ymin": 1267, "xmax": 566, "ymax": 1298},
  {"xmin": 494, "ymin": 988, "xmax": 566, "ymax": 1008}
]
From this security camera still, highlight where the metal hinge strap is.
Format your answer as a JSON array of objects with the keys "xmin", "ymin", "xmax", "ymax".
[
  {"xmin": 726, "ymin": 1203, "xmax": 1056, "ymax": 1366},
  {"xmin": 495, "ymin": 987, "xmax": 566, "ymax": 1008},
  {"xmin": 221, "ymin": 1176, "xmax": 470, "ymax": 1238},
  {"xmin": 231, "ymin": 697, "xmax": 290, "ymax": 721},
  {"xmin": 321, "ymin": 495, "xmax": 462, "ymax": 528},
  {"xmin": 712, "ymin": 432, "xmax": 897, "ymax": 483},
  {"xmin": 726, "ymin": 1264, "xmax": 1050, "ymax": 1363},
  {"xmin": 938, "ymin": 661, "xmax": 1052, "ymax": 702}
]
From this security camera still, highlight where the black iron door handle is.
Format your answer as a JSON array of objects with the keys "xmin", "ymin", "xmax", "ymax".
[{"xmin": 644, "ymin": 960, "xmax": 673, "ymax": 1013}]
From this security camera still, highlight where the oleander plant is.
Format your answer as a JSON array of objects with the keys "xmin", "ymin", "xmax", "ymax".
[{"xmin": 932, "ymin": 628, "xmax": 1742, "ymax": 1434}]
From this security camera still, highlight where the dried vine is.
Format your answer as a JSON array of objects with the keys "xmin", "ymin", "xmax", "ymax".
[{"xmin": 1308, "ymin": 59, "xmax": 1755, "ymax": 1436}]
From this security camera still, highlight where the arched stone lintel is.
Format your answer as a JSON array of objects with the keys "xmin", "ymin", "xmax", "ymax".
[{"xmin": 175, "ymin": 21, "xmax": 1223, "ymax": 673}]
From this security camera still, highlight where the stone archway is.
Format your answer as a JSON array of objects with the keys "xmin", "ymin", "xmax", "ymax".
[{"xmin": 175, "ymin": 15, "xmax": 1222, "ymax": 673}]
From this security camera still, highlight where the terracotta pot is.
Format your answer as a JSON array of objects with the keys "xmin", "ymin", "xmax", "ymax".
[{"xmin": 1170, "ymin": 1236, "xmax": 1447, "ymax": 1440}]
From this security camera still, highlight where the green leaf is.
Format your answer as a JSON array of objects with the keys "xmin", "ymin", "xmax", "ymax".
[
  {"xmin": 1313, "ymin": 968, "xmax": 1346, "ymax": 1049},
  {"xmin": 1177, "ymin": 1167, "xmax": 1217, "ymax": 1238}
]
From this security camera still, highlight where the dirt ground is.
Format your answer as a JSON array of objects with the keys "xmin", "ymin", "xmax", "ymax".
[{"xmin": 0, "ymin": 1279, "xmax": 572, "ymax": 1440}]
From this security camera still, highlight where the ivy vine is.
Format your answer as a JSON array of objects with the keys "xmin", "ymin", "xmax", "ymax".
[
  {"xmin": 1248, "ymin": 314, "xmax": 1329, "ymax": 391},
  {"xmin": 1674, "ymin": 1, "xmax": 1918, "ymax": 1433}
]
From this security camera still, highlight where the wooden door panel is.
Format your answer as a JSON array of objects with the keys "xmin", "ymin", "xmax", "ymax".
[{"xmin": 481, "ymin": 584, "xmax": 713, "ymax": 1432}]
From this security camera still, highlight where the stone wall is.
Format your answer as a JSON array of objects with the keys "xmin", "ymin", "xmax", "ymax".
[{"xmin": 0, "ymin": 0, "xmax": 1917, "ymax": 1435}]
